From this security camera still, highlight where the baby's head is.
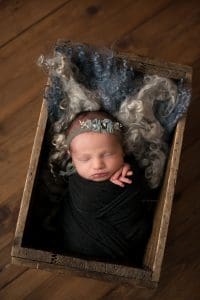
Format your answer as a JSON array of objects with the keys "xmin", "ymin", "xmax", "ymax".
[{"xmin": 66, "ymin": 111, "xmax": 124, "ymax": 181}]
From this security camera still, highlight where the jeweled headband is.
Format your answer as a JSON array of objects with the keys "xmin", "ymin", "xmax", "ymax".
[{"xmin": 66, "ymin": 118, "xmax": 123, "ymax": 147}]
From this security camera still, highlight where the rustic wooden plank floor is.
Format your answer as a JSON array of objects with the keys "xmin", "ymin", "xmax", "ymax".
[{"xmin": 0, "ymin": 0, "xmax": 200, "ymax": 299}]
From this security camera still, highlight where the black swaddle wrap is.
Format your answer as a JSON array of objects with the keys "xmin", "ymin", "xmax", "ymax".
[{"xmin": 62, "ymin": 158, "xmax": 153, "ymax": 266}]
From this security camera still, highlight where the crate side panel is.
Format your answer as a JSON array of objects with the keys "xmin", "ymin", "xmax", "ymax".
[
  {"xmin": 12, "ymin": 100, "xmax": 48, "ymax": 251},
  {"xmin": 144, "ymin": 117, "xmax": 186, "ymax": 281},
  {"xmin": 11, "ymin": 247, "xmax": 154, "ymax": 287}
]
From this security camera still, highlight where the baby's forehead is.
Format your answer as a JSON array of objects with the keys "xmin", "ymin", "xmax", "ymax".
[{"xmin": 70, "ymin": 132, "xmax": 121, "ymax": 150}]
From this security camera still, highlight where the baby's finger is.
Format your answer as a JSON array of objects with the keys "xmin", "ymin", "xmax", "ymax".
[
  {"xmin": 119, "ymin": 176, "xmax": 132, "ymax": 184},
  {"xmin": 121, "ymin": 165, "xmax": 129, "ymax": 177},
  {"xmin": 127, "ymin": 170, "xmax": 133, "ymax": 176},
  {"xmin": 122, "ymin": 164, "xmax": 132, "ymax": 177},
  {"xmin": 111, "ymin": 168, "xmax": 123, "ymax": 180},
  {"xmin": 110, "ymin": 177, "xmax": 125, "ymax": 187}
]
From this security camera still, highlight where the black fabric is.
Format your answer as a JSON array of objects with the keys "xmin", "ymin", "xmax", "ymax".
[{"xmin": 61, "ymin": 158, "xmax": 154, "ymax": 266}]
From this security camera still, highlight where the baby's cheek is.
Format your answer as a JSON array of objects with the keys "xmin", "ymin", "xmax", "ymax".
[
  {"xmin": 117, "ymin": 156, "xmax": 125, "ymax": 167},
  {"xmin": 111, "ymin": 160, "xmax": 123, "ymax": 172}
]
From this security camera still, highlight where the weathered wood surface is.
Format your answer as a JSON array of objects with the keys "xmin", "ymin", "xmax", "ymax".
[
  {"xmin": 144, "ymin": 117, "xmax": 187, "ymax": 281},
  {"xmin": 0, "ymin": 0, "xmax": 200, "ymax": 299},
  {"xmin": 12, "ymin": 100, "xmax": 48, "ymax": 246}
]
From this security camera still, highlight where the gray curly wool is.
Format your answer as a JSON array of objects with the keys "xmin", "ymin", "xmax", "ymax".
[{"xmin": 38, "ymin": 41, "xmax": 191, "ymax": 189}]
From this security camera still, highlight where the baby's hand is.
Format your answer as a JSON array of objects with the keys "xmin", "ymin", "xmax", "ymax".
[{"xmin": 110, "ymin": 163, "xmax": 133, "ymax": 187}]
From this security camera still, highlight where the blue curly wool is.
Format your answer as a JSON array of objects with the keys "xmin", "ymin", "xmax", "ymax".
[
  {"xmin": 154, "ymin": 81, "xmax": 191, "ymax": 133},
  {"xmin": 55, "ymin": 41, "xmax": 143, "ymax": 112},
  {"xmin": 45, "ymin": 41, "xmax": 191, "ymax": 132}
]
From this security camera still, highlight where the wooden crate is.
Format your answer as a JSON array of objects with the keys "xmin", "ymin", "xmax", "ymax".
[{"xmin": 11, "ymin": 54, "xmax": 192, "ymax": 288}]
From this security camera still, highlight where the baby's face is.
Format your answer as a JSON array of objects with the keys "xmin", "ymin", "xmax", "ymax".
[{"xmin": 69, "ymin": 132, "xmax": 124, "ymax": 181}]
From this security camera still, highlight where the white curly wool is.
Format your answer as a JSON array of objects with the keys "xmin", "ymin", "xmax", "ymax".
[{"xmin": 115, "ymin": 75, "xmax": 177, "ymax": 188}]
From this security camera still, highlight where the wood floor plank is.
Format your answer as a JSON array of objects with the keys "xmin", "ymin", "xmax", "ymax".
[
  {"xmin": 0, "ymin": 242, "xmax": 27, "ymax": 290},
  {"xmin": 0, "ymin": 263, "xmax": 27, "ymax": 291},
  {"xmin": 174, "ymin": 138, "xmax": 200, "ymax": 194},
  {"xmin": 0, "ymin": 269, "xmax": 53, "ymax": 300},
  {"xmin": 0, "ymin": 0, "xmax": 69, "ymax": 47},
  {"xmin": 0, "ymin": 191, "xmax": 22, "ymax": 248},
  {"xmin": 115, "ymin": 0, "xmax": 200, "ymax": 65},
  {"xmin": 24, "ymin": 274, "xmax": 116, "ymax": 300},
  {"xmin": 99, "ymin": 284, "xmax": 155, "ymax": 300},
  {"xmin": 0, "ymin": 96, "xmax": 42, "ymax": 203}
]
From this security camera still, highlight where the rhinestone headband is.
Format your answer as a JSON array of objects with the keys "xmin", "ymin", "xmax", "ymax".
[{"xmin": 66, "ymin": 118, "xmax": 123, "ymax": 147}]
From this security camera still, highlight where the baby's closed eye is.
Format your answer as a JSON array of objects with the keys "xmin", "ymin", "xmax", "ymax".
[
  {"xmin": 77, "ymin": 156, "xmax": 91, "ymax": 162},
  {"xmin": 103, "ymin": 152, "xmax": 113, "ymax": 157}
]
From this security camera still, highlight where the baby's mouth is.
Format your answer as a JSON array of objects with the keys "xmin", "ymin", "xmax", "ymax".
[{"xmin": 91, "ymin": 172, "xmax": 110, "ymax": 179}]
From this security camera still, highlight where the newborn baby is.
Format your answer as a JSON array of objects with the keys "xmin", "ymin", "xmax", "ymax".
[
  {"xmin": 67, "ymin": 115, "xmax": 132, "ymax": 187},
  {"xmin": 61, "ymin": 111, "xmax": 151, "ymax": 266}
]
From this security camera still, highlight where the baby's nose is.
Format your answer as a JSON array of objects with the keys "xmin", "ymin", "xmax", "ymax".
[{"xmin": 92, "ymin": 158, "xmax": 105, "ymax": 169}]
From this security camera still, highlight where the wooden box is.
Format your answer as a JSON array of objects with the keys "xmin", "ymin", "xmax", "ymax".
[{"xmin": 11, "ymin": 54, "xmax": 192, "ymax": 288}]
